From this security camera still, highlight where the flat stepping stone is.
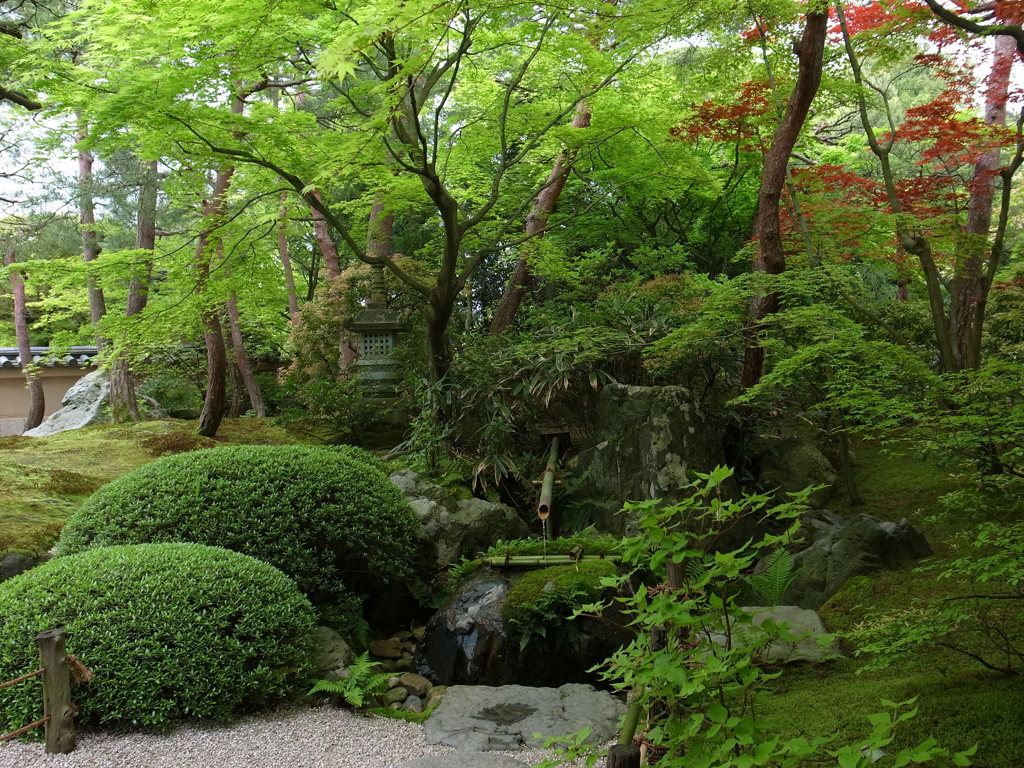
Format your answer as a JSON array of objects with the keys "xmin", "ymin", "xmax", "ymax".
[{"xmin": 423, "ymin": 683, "xmax": 624, "ymax": 752}]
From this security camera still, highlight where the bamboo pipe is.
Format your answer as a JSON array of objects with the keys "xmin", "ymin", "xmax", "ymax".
[{"xmin": 537, "ymin": 435, "xmax": 560, "ymax": 520}]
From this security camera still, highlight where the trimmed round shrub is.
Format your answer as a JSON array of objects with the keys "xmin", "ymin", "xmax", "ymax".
[
  {"xmin": 57, "ymin": 445, "xmax": 419, "ymax": 607},
  {"xmin": 0, "ymin": 543, "xmax": 315, "ymax": 730}
]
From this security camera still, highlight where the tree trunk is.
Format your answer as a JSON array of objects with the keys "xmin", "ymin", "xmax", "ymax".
[
  {"xmin": 5, "ymin": 250, "xmax": 44, "ymax": 431},
  {"xmin": 198, "ymin": 310, "xmax": 228, "ymax": 434},
  {"xmin": 226, "ymin": 291, "xmax": 266, "ymax": 416},
  {"xmin": 196, "ymin": 164, "xmax": 236, "ymax": 437},
  {"xmin": 77, "ymin": 120, "xmax": 106, "ymax": 343},
  {"xmin": 277, "ymin": 195, "xmax": 300, "ymax": 319},
  {"xmin": 952, "ymin": 33, "xmax": 1015, "ymax": 371},
  {"xmin": 489, "ymin": 99, "xmax": 590, "ymax": 333},
  {"xmin": 740, "ymin": 10, "xmax": 828, "ymax": 390},
  {"xmin": 109, "ymin": 159, "xmax": 158, "ymax": 422},
  {"xmin": 310, "ymin": 189, "xmax": 341, "ymax": 280},
  {"xmin": 223, "ymin": 330, "xmax": 247, "ymax": 417}
]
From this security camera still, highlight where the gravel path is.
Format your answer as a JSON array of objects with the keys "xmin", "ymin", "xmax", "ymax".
[{"xmin": 0, "ymin": 706, "xmax": 584, "ymax": 768}]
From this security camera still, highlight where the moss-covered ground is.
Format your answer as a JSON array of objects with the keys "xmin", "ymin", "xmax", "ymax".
[
  {"xmin": 760, "ymin": 440, "xmax": 1023, "ymax": 768},
  {"xmin": 0, "ymin": 419, "xmax": 301, "ymax": 554}
]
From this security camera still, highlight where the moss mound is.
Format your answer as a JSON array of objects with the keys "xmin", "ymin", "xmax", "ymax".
[
  {"xmin": 503, "ymin": 560, "xmax": 619, "ymax": 627},
  {"xmin": 56, "ymin": 445, "xmax": 419, "ymax": 608},
  {"xmin": 0, "ymin": 543, "xmax": 315, "ymax": 730}
]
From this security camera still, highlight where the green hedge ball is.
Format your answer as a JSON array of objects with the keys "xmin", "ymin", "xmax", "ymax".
[
  {"xmin": 0, "ymin": 543, "xmax": 316, "ymax": 730},
  {"xmin": 57, "ymin": 444, "xmax": 420, "ymax": 604}
]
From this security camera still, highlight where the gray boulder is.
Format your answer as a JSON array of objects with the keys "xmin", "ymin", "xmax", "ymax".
[
  {"xmin": 310, "ymin": 626, "xmax": 356, "ymax": 681},
  {"xmin": 417, "ymin": 568, "xmax": 631, "ymax": 687},
  {"xmin": 566, "ymin": 384, "xmax": 724, "ymax": 532},
  {"xmin": 708, "ymin": 606, "xmax": 840, "ymax": 663},
  {"xmin": 423, "ymin": 684, "xmax": 625, "ymax": 752},
  {"xmin": 390, "ymin": 470, "xmax": 529, "ymax": 571},
  {"xmin": 787, "ymin": 511, "xmax": 932, "ymax": 608},
  {"xmin": 24, "ymin": 370, "xmax": 167, "ymax": 437},
  {"xmin": 396, "ymin": 755, "xmax": 529, "ymax": 768},
  {"xmin": 419, "ymin": 570, "xmax": 511, "ymax": 686},
  {"xmin": 0, "ymin": 552, "xmax": 35, "ymax": 581},
  {"xmin": 759, "ymin": 438, "xmax": 837, "ymax": 507}
]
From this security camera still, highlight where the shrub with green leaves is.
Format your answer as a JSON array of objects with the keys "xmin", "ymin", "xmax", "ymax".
[
  {"xmin": 57, "ymin": 445, "xmax": 419, "ymax": 611},
  {"xmin": 0, "ymin": 543, "xmax": 315, "ymax": 730}
]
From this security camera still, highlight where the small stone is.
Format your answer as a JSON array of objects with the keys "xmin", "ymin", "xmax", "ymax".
[
  {"xmin": 398, "ymin": 672, "xmax": 432, "ymax": 697},
  {"xmin": 369, "ymin": 637, "xmax": 404, "ymax": 659},
  {"xmin": 387, "ymin": 676, "xmax": 402, "ymax": 689},
  {"xmin": 430, "ymin": 685, "xmax": 449, "ymax": 698},
  {"xmin": 403, "ymin": 694, "xmax": 423, "ymax": 712},
  {"xmin": 402, "ymin": 641, "xmax": 417, "ymax": 653},
  {"xmin": 426, "ymin": 694, "xmax": 442, "ymax": 710},
  {"xmin": 0, "ymin": 553, "xmax": 35, "ymax": 581},
  {"xmin": 377, "ymin": 659, "xmax": 399, "ymax": 673},
  {"xmin": 411, "ymin": 626, "xmax": 427, "ymax": 642},
  {"xmin": 395, "ymin": 657, "xmax": 414, "ymax": 671},
  {"xmin": 395, "ymin": 630, "xmax": 413, "ymax": 641},
  {"xmin": 384, "ymin": 686, "xmax": 408, "ymax": 705},
  {"xmin": 390, "ymin": 702, "xmax": 402, "ymax": 710}
]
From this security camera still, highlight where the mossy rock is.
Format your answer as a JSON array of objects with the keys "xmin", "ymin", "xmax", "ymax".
[{"xmin": 502, "ymin": 560, "xmax": 619, "ymax": 627}]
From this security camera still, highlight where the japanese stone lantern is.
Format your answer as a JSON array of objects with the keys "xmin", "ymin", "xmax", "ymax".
[{"xmin": 345, "ymin": 264, "xmax": 405, "ymax": 394}]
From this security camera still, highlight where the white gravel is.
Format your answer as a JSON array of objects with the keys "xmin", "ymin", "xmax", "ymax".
[{"xmin": 0, "ymin": 705, "xmax": 592, "ymax": 768}]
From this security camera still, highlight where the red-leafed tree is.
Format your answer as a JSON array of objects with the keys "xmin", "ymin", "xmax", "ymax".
[{"xmin": 835, "ymin": 0, "xmax": 1023, "ymax": 371}]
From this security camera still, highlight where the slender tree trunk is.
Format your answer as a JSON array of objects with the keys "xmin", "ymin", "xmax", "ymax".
[
  {"xmin": 740, "ymin": 10, "xmax": 828, "ymax": 390},
  {"xmin": 109, "ymin": 159, "xmax": 158, "ymax": 422},
  {"xmin": 952, "ymin": 33, "xmax": 1015, "ymax": 370},
  {"xmin": 226, "ymin": 290, "xmax": 266, "ymax": 416},
  {"xmin": 5, "ymin": 250, "xmax": 44, "ymax": 431},
  {"xmin": 489, "ymin": 100, "xmax": 590, "ymax": 333},
  {"xmin": 196, "ymin": 165, "xmax": 236, "ymax": 437},
  {"xmin": 310, "ymin": 189, "xmax": 342, "ymax": 280},
  {"xmin": 223, "ymin": 329, "xmax": 247, "ymax": 417},
  {"xmin": 277, "ymin": 195, "xmax": 300, "ymax": 319},
  {"xmin": 77, "ymin": 120, "xmax": 106, "ymax": 344}
]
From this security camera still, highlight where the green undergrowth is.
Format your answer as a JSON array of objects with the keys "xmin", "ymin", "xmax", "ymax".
[
  {"xmin": 829, "ymin": 438, "xmax": 960, "ymax": 532},
  {"xmin": 763, "ymin": 656, "xmax": 1021, "ymax": 768},
  {"xmin": 764, "ymin": 439, "xmax": 1023, "ymax": 767},
  {"xmin": 0, "ymin": 419, "xmax": 303, "ymax": 554}
]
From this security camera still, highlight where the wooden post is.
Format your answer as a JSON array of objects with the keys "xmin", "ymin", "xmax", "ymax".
[
  {"xmin": 606, "ymin": 743, "xmax": 641, "ymax": 768},
  {"xmin": 36, "ymin": 629, "xmax": 75, "ymax": 754}
]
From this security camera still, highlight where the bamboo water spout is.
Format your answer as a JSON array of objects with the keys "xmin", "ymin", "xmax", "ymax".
[{"xmin": 537, "ymin": 435, "xmax": 560, "ymax": 520}]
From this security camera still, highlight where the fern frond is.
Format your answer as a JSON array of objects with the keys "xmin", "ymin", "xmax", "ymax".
[
  {"xmin": 307, "ymin": 652, "xmax": 391, "ymax": 708},
  {"xmin": 749, "ymin": 548, "xmax": 798, "ymax": 607}
]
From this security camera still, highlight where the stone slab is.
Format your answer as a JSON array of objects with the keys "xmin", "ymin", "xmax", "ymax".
[{"xmin": 423, "ymin": 683, "xmax": 624, "ymax": 752}]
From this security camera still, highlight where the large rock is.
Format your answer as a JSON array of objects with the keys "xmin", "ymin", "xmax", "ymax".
[
  {"xmin": 390, "ymin": 470, "xmax": 529, "ymax": 572},
  {"xmin": 417, "ymin": 569, "xmax": 632, "ymax": 687},
  {"xmin": 566, "ymin": 384, "xmax": 724, "ymax": 531},
  {"xmin": 310, "ymin": 626, "xmax": 355, "ymax": 681},
  {"xmin": 396, "ymin": 755, "xmax": 529, "ymax": 768},
  {"xmin": 759, "ymin": 438, "xmax": 837, "ymax": 507},
  {"xmin": 707, "ymin": 606, "xmax": 840, "ymax": 663},
  {"xmin": 419, "ymin": 570, "xmax": 511, "ymax": 686},
  {"xmin": 24, "ymin": 370, "xmax": 167, "ymax": 437},
  {"xmin": 423, "ymin": 684, "xmax": 625, "ymax": 752},
  {"xmin": 787, "ymin": 511, "xmax": 932, "ymax": 608}
]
